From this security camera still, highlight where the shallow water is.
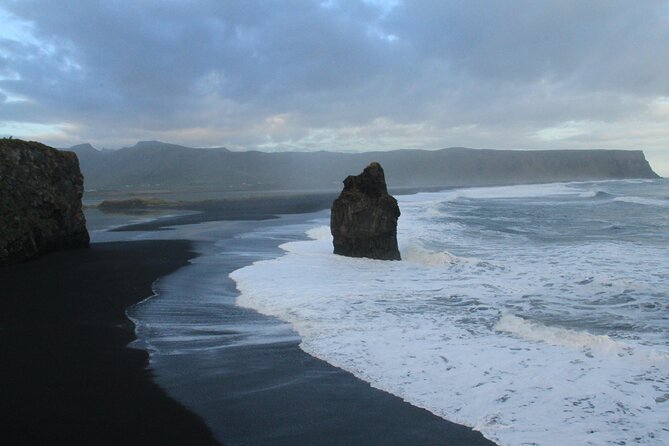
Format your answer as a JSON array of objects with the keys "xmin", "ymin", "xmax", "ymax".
[
  {"xmin": 231, "ymin": 179, "xmax": 669, "ymax": 446},
  {"xmin": 123, "ymin": 214, "xmax": 493, "ymax": 445}
]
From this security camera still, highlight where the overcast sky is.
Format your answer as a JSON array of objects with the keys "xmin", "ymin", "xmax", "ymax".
[{"xmin": 1, "ymin": 0, "xmax": 668, "ymax": 174}]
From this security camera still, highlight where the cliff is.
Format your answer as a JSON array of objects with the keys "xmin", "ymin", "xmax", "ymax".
[
  {"xmin": 0, "ymin": 139, "xmax": 89, "ymax": 265},
  {"xmin": 71, "ymin": 141, "xmax": 660, "ymax": 192}
]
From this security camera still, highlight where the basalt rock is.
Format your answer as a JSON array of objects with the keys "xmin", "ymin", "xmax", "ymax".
[
  {"xmin": 0, "ymin": 138, "xmax": 89, "ymax": 265},
  {"xmin": 331, "ymin": 162, "xmax": 401, "ymax": 260}
]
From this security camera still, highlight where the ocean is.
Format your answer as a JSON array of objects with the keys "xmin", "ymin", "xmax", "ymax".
[{"xmin": 230, "ymin": 179, "xmax": 669, "ymax": 445}]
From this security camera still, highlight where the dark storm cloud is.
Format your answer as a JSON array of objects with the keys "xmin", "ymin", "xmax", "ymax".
[
  {"xmin": 1, "ymin": 1, "xmax": 401, "ymax": 125},
  {"xmin": 1, "ymin": 0, "xmax": 668, "ymax": 173}
]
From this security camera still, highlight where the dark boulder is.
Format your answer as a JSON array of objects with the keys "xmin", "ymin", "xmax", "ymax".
[
  {"xmin": 0, "ymin": 138, "xmax": 89, "ymax": 265},
  {"xmin": 330, "ymin": 162, "xmax": 401, "ymax": 260}
]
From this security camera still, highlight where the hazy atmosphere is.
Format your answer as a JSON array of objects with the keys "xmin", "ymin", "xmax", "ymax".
[
  {"xmin": 2, "ymin": 3, "xmax": 669, "ymax": 446},
  {"xmin": 1, "ymin": 0, "xmax": 668, "ymax": 174}
]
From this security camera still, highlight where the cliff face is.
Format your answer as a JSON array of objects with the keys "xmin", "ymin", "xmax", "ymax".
[
  {"xmin": 0, "ymin": 139, "xmax": 89, "ymax": 265},
  {"xmin": 331, "ymin": 162, "xmax": 401, "ymax": 260},
  {"xmin": 407, "ymin": 148, "xmax": 661, "ymax": 186}
]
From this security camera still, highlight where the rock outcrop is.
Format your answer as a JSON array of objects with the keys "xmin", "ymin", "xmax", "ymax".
[
  {"xmin": 331, "ymin": 162, "xmax": 401, "ymax": 260},
  {"xmin": 0, "ymin": 138, "xmax": 89, "ymax": 265}
]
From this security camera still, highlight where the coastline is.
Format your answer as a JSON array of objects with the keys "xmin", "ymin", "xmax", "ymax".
[
  {"xmin": 0, "ymin": 240, "xmax": 218, "ymax": 445},
  {"xmin": 2, "ymin": 191, "xmax": 498, "ymax": 445},
  {"xmin": 109, "ymin": 191, "xmax": 338, "ymax": 232},
  {"xmin": 224, "ymin": 180, "xmax": 669, "ymax": 445},
  {"xmin": 122, "ymin": 199, "xmax": 498, "ymax": 445}
]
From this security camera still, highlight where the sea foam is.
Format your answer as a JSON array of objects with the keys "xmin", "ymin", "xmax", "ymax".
[{"xmin": 231, "ymin": 180, "xmax": 669, "ymax": 446}]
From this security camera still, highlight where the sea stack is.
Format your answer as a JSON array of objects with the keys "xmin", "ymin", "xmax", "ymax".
[
  {"xmin": 0, "ymin": 138, "xmax": 89, "ymax": 265},
  {"xmin": 330, "ymin": 162, "xmax": 401, "ymax": 260}
]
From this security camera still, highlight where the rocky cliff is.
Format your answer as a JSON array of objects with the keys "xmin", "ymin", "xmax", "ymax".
[
  {"xmin": 0, "ymin": 139, "xmax": 89, "ymax": 265},
  {"xmin": 331, "ymin": 162, "xmax": 401, "ymax": 260}
]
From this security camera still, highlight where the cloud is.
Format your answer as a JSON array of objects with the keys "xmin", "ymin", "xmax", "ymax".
[{"xmin": 0, "ymin": 0, "xmax": 668, "ymax": 172}]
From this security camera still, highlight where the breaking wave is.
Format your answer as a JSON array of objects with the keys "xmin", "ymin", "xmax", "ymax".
[{"xmin": 231, "ymin": 179, "xmax": 669, "ymax": 446}]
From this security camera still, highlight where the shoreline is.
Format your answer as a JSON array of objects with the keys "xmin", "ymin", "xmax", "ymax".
[
  {"xmin": 0, "ymin": 240, "xmax": 219, "ymax": 445},
  {"xmin": 123, "ymin": 203, "xmax": 498, "ymax": 445},
  {"xmin": 2, "ymin": 191, "xmax": 498, "ymax": 445},
  {"xmin": 109, "ymin": 191, "xmax": 338, "ymax": 232}
]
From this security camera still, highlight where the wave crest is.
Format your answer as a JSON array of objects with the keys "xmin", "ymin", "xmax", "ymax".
[
  {"xmin": 495, "ymin": 313, "xmax": 669, "ymax": 362},
  {"xmin": 613, "ymin": 196, "xmax": 668, "ymax": 207}
]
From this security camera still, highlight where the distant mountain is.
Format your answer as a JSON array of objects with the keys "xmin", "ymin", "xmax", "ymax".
[
  {"xmin": 70, "ymin": 143, "xmax": 99, "ymax": 155},
  {"xmin": 66, "ymin": 141, "xmax": 660, "ymax": 192}
]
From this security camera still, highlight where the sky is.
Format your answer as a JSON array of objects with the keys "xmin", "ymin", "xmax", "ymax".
[{"xmin": 1, "ymin": 0, "xmax": 668, "ymax": 175}]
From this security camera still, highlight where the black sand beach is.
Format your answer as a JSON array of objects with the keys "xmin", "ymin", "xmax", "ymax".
[
  {"xmin": 0, "ymin": 240, "xmax": 218, "ymax": 445},
  {"xmin": 2, "ymin": 195, "xmax": 497, "ymax": 446},
  {"xmin": 110, "ymin": 192, "xmax": 338, "ymax": 232}
]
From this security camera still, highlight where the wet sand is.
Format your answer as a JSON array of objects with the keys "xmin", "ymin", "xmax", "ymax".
[
  {"xmin": 0, "ymin": 241, "xmax": 218, "ymax": 446},
  {"xmin": 127, "ymin": 213, "xmax": 497, "ymax": 445}
]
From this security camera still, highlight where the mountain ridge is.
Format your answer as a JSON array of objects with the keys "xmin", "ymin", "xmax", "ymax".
[{"xmin": 67, "ymin": 141, "xmax": 661, "ymax": 192}]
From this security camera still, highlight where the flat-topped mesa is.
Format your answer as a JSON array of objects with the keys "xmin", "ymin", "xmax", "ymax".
[
  {"xmin": 330, "ymin": 162, "xmax": 401, "ymax": 260},
  {"xmin": 0, "ymin": 138, "xmax": 89, "ymax": 265}
]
